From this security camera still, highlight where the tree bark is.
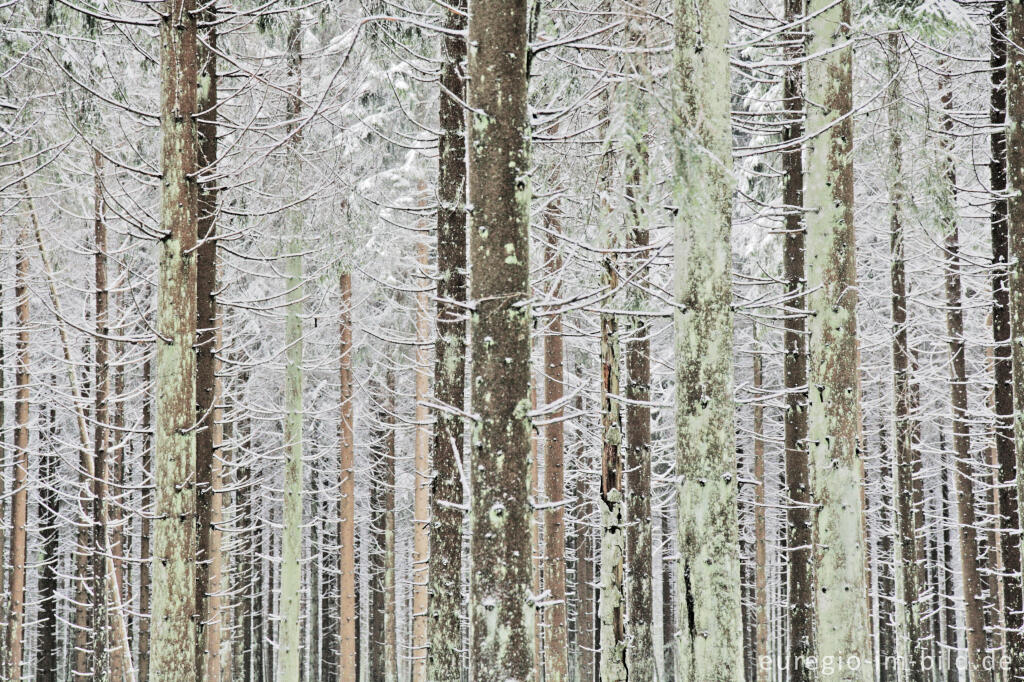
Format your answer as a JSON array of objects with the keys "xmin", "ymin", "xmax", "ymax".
[
  {"xmin": 152, "ymin": 0, "xmax": 199, "ymax": 677},
  {"xmin": 989, "ymin": 7, "xmax": 1024, "ymax": 671},
  {"xmin": 575, "ymin": 408, "xmax": 595, "ymax": 682},
  {"xmin": 884, "ymin": 33, "xmax": 925, "ymax": 682},
  {"xmin": 543, "ymin": 214, "xmax": 568, "ymax": 682},
  {"xmin": 412, "ymin": 238, "xmax": 430, "ymax": 682},
  {"xmin": 277, "ymin": 17, "xmax": 305, "ymax": 681},
  {"xmin": 195, "ymin": 3, "xmax": 222, "ymax": 679},
  {"xmin": 939, "ymin": 69, "xmax": 990, "ymax": 680},
  {"xmin": 622, "ymin": 3, "xmax": 653, "ymax": 673},
  {"xmin": 803, "ymin": 0, "xmax": 872, "ymax": 676},
  {"xmin": 427, "ymin": 0, "xmax": 467, "ymax": 677},
  {"xmin": 338, "ymin": 271, "xmax": 358, "ymax": 681},
  {"xmin": 5, "ymin": 225, "xmax": 29, "ymax": 681},
  {"xmin": 1007, "ymin": 1, "xmax": 1024, "ymax": 675},
  {"xmin": 465, "ymin": 0, "xmax": 535, "ymax": 675},
  {"xmin": 672, "ymin": 0, "xmax": 743, "ymax": 678},
  {"xmin": 752, "ymin": 327, "xmax": 768, "ymax": 680},
  {"xmin": 36, "ymin": 399, "xmax": 60, "ymax": 682},
  {"xmin": 780, "ymin": 2, "xmax": 813, "ymax": 680}
]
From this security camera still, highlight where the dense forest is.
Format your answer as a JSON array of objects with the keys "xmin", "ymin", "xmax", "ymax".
[{"xmin": 4, "ymin": 0, "xmax": 1024, "ymax": 680}]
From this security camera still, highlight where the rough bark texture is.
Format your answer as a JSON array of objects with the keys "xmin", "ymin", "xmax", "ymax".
[
  {"xmin": 1008, "ymin": 2, "xmax": 1024, "ymax": 676},
  {"xmin": 5, "ymin": 228, "xmax": 29, "ymax": 682},
  {"xmin": 940, "ymin": 72, "xmax": 990, "ymax": 680},
  {"xmin": 781, "ymin": 2, "xmax": 813, "ymax": 680},
  {"xmin": 152, "ymin": 0, "xmax": 199, "ymax": 677},
  {"xmin": 466, "ymin": 0, "xmax": 535, "ymax": 676},
  {"xmin": 427, "ymin": 0, "xmax": 467, "ymax": 676},
  {"xmin": 195, "ymin": 5, "xmax": 222, "ymax": 680},
  {"xmin": 672, "ymin": 0, "xmax": 743, "ymax": 679},
  {"xmin": 990, "ymin": 7, "xmax": 1024, "ymax": 670},
  {"xmin": 339, "ymin": 271, "xmax": 358, "ymax": 681},
  {"xmin": 622, "ymin": 3, "xmax": 653, "ymax": 674},
  {"xmin": 804, "ymin": 0, "xmax": 872, "ymax": 677}
]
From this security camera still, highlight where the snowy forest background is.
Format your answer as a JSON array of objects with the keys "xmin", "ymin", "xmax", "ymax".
[{"xmin": 1, "ymin": 0, "xmax": 1020, "ymax": 681}]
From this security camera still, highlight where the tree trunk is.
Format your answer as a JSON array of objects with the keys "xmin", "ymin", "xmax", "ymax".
[
  {"xmin": 752, "ymin": 327, "xmax": 768, "ymax": 680},
  {"xmin": 803, "ymin": 0, "xmax": 872, "ymax": 677},
  {"xmin": 139, "ymin": 357, "xmax": 153, "ymax": 682},
  {"xmin": 672, "ymin": 1, "xmax": 743, "ymax": 678},
  {"xmin": 427, "ymin": 0, "xmax": 467, "ymax": 678},
  {"xmin": 5, "ymin": 225, "xmax": 29, "ymax": 681},
  {"xmin": 1007, "ymin": 1, "xmax": 1024, "ymax": 675},
  {"xmin": 465, "ymin": 0, "xmax": 535, "ymax": 675},
  {"xmin": 195, "ymin": 3, "xmax": 222, "ymax": 679},
  {"xmin": 544, "ymin": 217, "xmax": 568, "ymax": 682},
  {"xmin": 277, "ymin": 17, "xmax": 305, "ymax": 680},
  {"xmin": 939, "ymin": 71, "xmax": 990, "ymax": 680},
  {"xmin": 152, "ymin": 0, "xmax": 199, "ymax": 676},
  {"xmin": 622, "ymin": 9, "xmax": 653, "ymax": 674},
  {"xmin": 36, "ymin": 400, "xmax": 59, "ymax": 682},
  {"xmin": 370, "ymin": 371, "xmax": 397, "ymax": 681},
  {"xmin": 780, "ymin": 1, "xmax": 812, "ymax": 679},
  {"xmin": 661, "ymin": 509, "xmax": 675, "ymax": 682},
  {"xmin": 989, "ymin": 7, "xmax": 1024, "ymax": 671},
  {"xmin": 92, "ymin": 150, "xmax": 112, "ymax": 678},
  {"xmin": 885, "ymin": 33, "xmax": 925, "ymax": 682},
  {"xmin": 575, "ymin": 410, "xmax": 595, "ymax": 682},
  {"xmin": 599, "ymin": 240, "xmax": 626, "ymax": 682},
  {"xmin": 339, "ymin": 271, "xmax": 358, "ymax": 681},
  {"xmin": 412, "ymin": 238, "xmax": 430, "ymax": 682}
]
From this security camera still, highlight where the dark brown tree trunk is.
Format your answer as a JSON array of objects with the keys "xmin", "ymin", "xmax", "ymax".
[
  {"xmin": 36, "ymin": 400, "xmax": 60, "ymax": 682},
  {"xmin": 465, "ymin": 0, "xmax": 534, "ymax": 674},
  {"xmin": 781, "ymin": 1, "xmax": 812, "ymax": 678},
  {"xmin": 427, "ymin": 0, "xmax": 467, "ymax": 675},
  {"xmin": 990, "ymin": 7, "xmax": 1024, "ymax": 672},
  {"xmin": 195, "ymin": 4, "xmax": 221, "ymax": 679},
  {"xmin": 92, "ymin": 150, "xmax": 111, "ymax": 677}
]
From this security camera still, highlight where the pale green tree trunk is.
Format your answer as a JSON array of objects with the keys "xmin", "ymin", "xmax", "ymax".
[
  {"xmin": 804, "ymin": 0, "xmax": 872, "ymax": 677},
  {"xmin": 152, "ymin": 0, "xmax": 199, "ymax": 677},
  {"xmin": 671, "ymin": 1, "xmax": 742, "ymax": 679},
  {"xmin": 465, "ymin": 0, "xmax": 535, "ymax": 676},
  {"xmin": 277, "ymin": 17, "xmax": 305, "ymax": 681}
]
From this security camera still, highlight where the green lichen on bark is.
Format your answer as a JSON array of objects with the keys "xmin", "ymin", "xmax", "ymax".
[
  {"xmin": 466, "ymin": 0, "xmax": 535, "ymax": 677},
  {"xmin": 277, "ymin": 246, "xmax": 304, "ymax": 682},
  {"xmin": 804, "ymin": 0, "xmax": 872, "ymax": 677},
  {"xmin": 671, "ymin": 1, "xmax": 743, "ymax": 680},
  {"xmin": 151, "ymin": 0, "xmax": 199, "ymax": 678}
]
